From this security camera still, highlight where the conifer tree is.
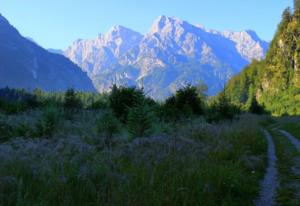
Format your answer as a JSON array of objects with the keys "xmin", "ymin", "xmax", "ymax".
[
  {"xmin": 282, "ymin": 7, "xmax": 292, "ymax": 22},
  {"xmin": 64, "ymin": 88, "xmax": 82, "ymax": 109}
]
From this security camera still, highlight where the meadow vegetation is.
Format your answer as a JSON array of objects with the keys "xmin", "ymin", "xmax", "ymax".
[{"xmin": 0, "ymin": 86, "xmax": 268, "ymax": 205}]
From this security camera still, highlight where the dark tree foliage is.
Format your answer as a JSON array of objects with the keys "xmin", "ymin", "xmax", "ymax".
[
  {"xmin": 0, "ymin": 87, "xmax": 33, "ymax": 102},
  {"xmin": 35, "ymin": 105, "xmax": 61, "ymax": 138},
  {"xmin": 163, "ymin": 85, "xmax": 204, "ymax": 120},
  {"xmin": 0, "ymin": 87, "xmax": 37, "ymax": 114},
  {"xmin": 248, "ymin": 96, "xmax": 265, "ymax": 115},
  {"xmin": 0, "ymin": 119, "xmax": 13, "ymax": 142},
  {"xmin": 207, "ymin": 90, "xmax": 240, "ymax": 123},
  {"xmin": 89, "ymin": 99, "xmax": 108, "ymax": 110},
  {"xmin": 96, "ymin": 110, "xmax": 121, "ymax": 148},
  {"xmin": 63, "ymin": 88, "xmax": 82, "ymax": 109},
  {"xmin": 108, "ymin": 85, "xmax": 146, "ymax": 122},
  {"xmin": 127, "ymin": 103, "xmax": 156, "ymax": 139},
  {"xmin": 282, "ymin": 7, "xmax": 292, "ymax": 23}
]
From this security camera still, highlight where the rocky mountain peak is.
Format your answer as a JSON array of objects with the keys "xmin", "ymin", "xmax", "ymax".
[
  {"xmin": 64, "ymin": 15, "xmax": 269, "ymax": 99},
  {"xmin": 150, "ymin": 15, "xmax": 186, "ymax": 34},
  {"xmin": 105, "ymin": 25, "xmax": 142, "ymax": 42},
  {"xmin": 221, "ymin": 30, "xmax": 269, "ymax": 61}
]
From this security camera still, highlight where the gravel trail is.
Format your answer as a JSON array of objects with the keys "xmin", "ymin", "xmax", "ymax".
[
  {"xmin": 280, "ymin": 130, "xmax": 300, "ymax": 152},
  {"xmin": 279, "ymin": 130, "xmax": 300, "ymax": 198},
  {"xmin": 255, "ymin": 130, "xmax": 278, "ymax": 206}
]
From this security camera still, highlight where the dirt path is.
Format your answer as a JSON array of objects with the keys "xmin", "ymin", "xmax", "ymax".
[
  {"xmin": 280, "ymin": 130, "xmax": 300, "ymax": 151},
  {"xmin": 255, "ymin": 130, "xmax": 278, "ymax": 206},
  {"xmin": 279, "ymin": 130, "xmax": 300, "ymax": 199}
]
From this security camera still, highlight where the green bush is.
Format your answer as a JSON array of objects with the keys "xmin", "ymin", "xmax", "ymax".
[
  {"xmin": 0, "ymin": 120, "xmax": 13, "ymax": 142},
  {"xmin": 0, "ymin": 87, "xmax": 38, "ymax": 114},
  {"xmin": 163, "ymin": 85, "xmax": 205, "ymax": 120},
  {"xmin": 64, "ymin": 88, "xmax": 82, "ymax": 109},
  {"xmin": 96, "ymin": 111, "xmax": 121, "ymax": 147},
  {"xmin": 89, "ymin": 99, "xmax": 108, "ymax": 110},
  {"xmin": 13, "ymin": 123, "xmax": 33, "ymax": 138},
  {"xmin": 0, "ymin": 119, "xmax": 33, "ymax": 141},
  {"xmin": 35, "ymin": 106, "xmax": 61, "ymax": 137},
  {"xmin": 108, "ymin": 85, "xmax": 145, "ymax": 122},
  {"xmin": 207, "ymin": 91, "xmax": 240, "ymax": 122},
  {"xmin": 127, "ymin": 103, "xmax": 156, "ymax": 140},
  {"xmin": 0, "ymin": 99, "xmax": 28, "ymax": 114}
]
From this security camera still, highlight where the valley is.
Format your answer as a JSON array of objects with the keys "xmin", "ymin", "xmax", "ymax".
[{"xmin": 0, "ymin": 1, "xmax": 300, "ymax": 205}]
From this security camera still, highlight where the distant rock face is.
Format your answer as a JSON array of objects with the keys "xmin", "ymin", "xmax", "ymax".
[
  {"xmin": 221, "ymin": 30, "xmax": 269, "ymax": 62},
  {"xmin": 65, "ymin": 15, "xmax": 269, "ymax": 100},
  {"xmin": 0, "ymin": 14, "xmax": 95, "ymax": 92}
]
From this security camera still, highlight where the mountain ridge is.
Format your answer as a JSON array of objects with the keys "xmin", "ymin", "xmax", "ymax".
[
  {"xmin": 0, "ymin": 14, "xmax": 95, "ymax": 92},
  {"xmin": 65, "ymin": 15, "xmax": 269, "ymax": 100}
]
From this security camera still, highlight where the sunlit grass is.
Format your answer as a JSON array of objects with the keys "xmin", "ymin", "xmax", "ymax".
[{"xmin": 270, "ymin": 129, "xmax": 300, "ymax": 205}]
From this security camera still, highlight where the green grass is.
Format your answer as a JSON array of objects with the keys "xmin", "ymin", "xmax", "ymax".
[
  {"xmin": 0, "ymin": 112, "xmax": 267, "ymax": 206},
  {"xmin": 281, "ymin": 122, "xmax": 300, "ymax": 139},
  {"xmin": 271, "ymin": 129, "xmax": 300, "ymax": 205}
]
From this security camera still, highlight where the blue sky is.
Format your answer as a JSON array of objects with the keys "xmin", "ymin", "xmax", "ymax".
[{"xmin": 0, "ymin": 0, "xmax": 293, "ymax": 49}]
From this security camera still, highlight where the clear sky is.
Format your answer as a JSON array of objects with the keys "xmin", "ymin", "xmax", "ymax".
[{"xmin": 0, "ymin": 0, "xmax": 294, "ymax": 49}]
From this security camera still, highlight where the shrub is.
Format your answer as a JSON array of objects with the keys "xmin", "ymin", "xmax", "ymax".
[
  {"xmin": 0, "ymin": 120, "xmax": 13, "ymax": 142},
  {"xmin": 0, "ymin": 119, "xmax": 33, "ymax": 141},
  {"xmin": 108, "ymin": 85, "xmax": 145, "ymax": 122},
  {"xmin": 206, "ymin": 91, "xmax": 240, "ymax": 123},
  {"xmin": 127, "ymin": 103, "xmax": 156, "ymax": 140},
  {"xmin": 89, "ymin": 99, "xmax": 108, "ymax": 110},
  {"xmin": 96, "ymin": 111, "xmax": 121, "ymax": 148},
  {"xmin": 35, "ymin": 106, "xmax": 60, "ymax": 137},
  {"xmin": 13, "ymin": 123, "xmax": 33, "ymax": 138},
  {"xmin": 0, "ymin": 100, "xmax": 28, "ymax": 114},
  {"xmin": 0, "ymin": 87, "xmax": 38, "ymax": 114},
  {"xmin": 163, "ymin": 85, "xmax": 205, "ymax": 120},
  {"xmin": 64, "ymin": 88, "xmax": 82, "ymax": 109}
]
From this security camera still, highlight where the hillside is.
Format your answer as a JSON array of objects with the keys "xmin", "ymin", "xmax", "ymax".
[
  {"xmin": 0, "ymin": 14, "xmax": 95, "ymax": 92},
  {"xmin": 65, "ymin": 15, "xmax": 268, "ymax": 100},
  {"xmin": 226, "ymin": 5, "xmax": 300, "ymax": 115}
]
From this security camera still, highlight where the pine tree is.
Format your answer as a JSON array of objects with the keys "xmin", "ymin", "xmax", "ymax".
[
  {"xmin": 96, "ymin": 111, "xmax": 121, "ymax": 148},
  {"xmin": 282, "ymin": 7, "xmax": 292, "ymax": 23},
  {"xmin": 127, "ymin": 103, "xmax": 155, "ymax": 140},
  {"xmin": 64, "ymin": 88, "xmax": 82, "ymax": 109}
]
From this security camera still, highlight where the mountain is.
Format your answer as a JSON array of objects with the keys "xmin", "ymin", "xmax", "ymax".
[
  {"xmin": 48, "ymin": 49, "xmax": 64, "ymax": 55},
  {"xmin": 0, "ymin": 14, "xmax": 95, "ymax": 92},
  {"xmin": 65, "ymin": 15, "xmax": 268, "ymax": 100},
  {"xmin": 226, "ymin": 6, "xmax": 300, "ymax": 115}
]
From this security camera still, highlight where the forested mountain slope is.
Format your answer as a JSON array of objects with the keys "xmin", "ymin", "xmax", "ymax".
[{"xmin": 226, "ymin": 3, "xmax": 300, "ymax": 115}]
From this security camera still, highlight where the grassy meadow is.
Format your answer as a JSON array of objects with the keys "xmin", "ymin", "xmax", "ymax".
[{"xmin": 0, "ymin": 86, "xmax": 271, "ymax": 205}]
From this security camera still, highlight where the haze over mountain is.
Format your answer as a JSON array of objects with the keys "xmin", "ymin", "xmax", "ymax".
[
  {"xmin": 0, "ymin": 14, "xmax": 95, "ymax": 92},
  {"xmin": 65, "ymin": 15, "xmax": 269, "ymax": 100}
]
